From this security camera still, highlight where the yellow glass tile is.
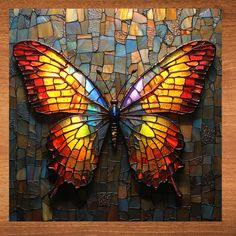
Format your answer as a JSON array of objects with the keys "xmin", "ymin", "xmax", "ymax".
[
  {"xmin": 160, "ymin": 70, "xmax": 169, "ymax": 79},
  {"xmin": 148, "ymin": 95, "xmax": 157, "ymax": 103},
  {"xmin": 66, "ymin": 9, "xmax": 78, "ymax": 22},
  {"xmin": 143, "ymin": 116, "xmax": 156, "ymax": 123},
  {"xmin": 68, "ymin": 139, "xmax": 77, "ymax": 150},
  {"xmin": 43, "ymin": 78, "xmax": 53, "ymax": 85},
  {"xmin": 57, "ymin": 97, "xmax": 72, "ymax": 103},
  {"xmin": 130, "ymin": 22, "xmax": 143, "ymax": 36},
  {"xmin": 47, "ymin": 51, "xmax": 66, "ymax": 66},
  {"xmin": 51, "ymin": 60, "xmax": 63, "ymax": 68},
  {"xmin": 158, "ymin": 96, "xmax": 172, "ymax": 103},
  {"xmin": 39, "ymin": 64, "xmax": 60, "ymax": 73},
  {"xmin": 156, "ymin": 124, "xmax": 168, "ymax": 133},
  {"xmin": 175, "ymin": 85, "xmax": 183, "ymax": 90},
  {"xmin": 153, "ymin": 129, "xmax": 167, "ymax": 138},
  {"xmin": 142, "ymin": 104, "xmax": 149, "ymax": 109},
  {"xmin": 54, "ymin": 79, "xmax": 64, "ymax": 84},
  {"xmin": 148, "ymin": 139, "xmax": 156, "ymax": 149},
  {"xmin": 169, "ymin": 90, "xmax": 182, "ymax": 97},
  {"xmin": 47, "ymin": 98, "xmax": 56, "ymax": 104},
  {"xmin": 161, "ymin": 50, "xmax": 185, "ymax": 67},
  {"xmin": 169, "ymin": 71, "xmax": 191, "ymax": 78},
  {"xmin": 66, "ymin": 75, "xmax": 75, "ymax": 84},
  {"xmin": 39, "ymin": 55, "xmax": 50, "ymax": 63},
  {"xmin": 165, "ymin": 78, "xmax": 174, "ymax": 84},
  {"xmin": 141, "ymin": 135, "xmax": 147, "ymax": 146},
  {"xmin": 60, "ymin": 118, "xmax": 71, "ymax": 127},
  {"xmin": 58, "ymin": 103, "xmax": 70, "ymax": 110},
  {"xmin": 157, "ymin": 117, "xmax": 170, "ymax": 126},
  {"xmin": 75, "ymin": 139, "xmax": 84, "ymax": 150},
  {"xmin": 84, "ymin": 137, "xmax": 89, "ymax": 146},
  {"xmin": 166, "ymin": 61, "xmax": 176, "ymax": 67},
  {"xmin": 78, "ymin": 86, "xmax": 85, "ymax": 94},
  {"xmin": 162, "ymin": 83, "xmax": 174, "ymax": 89},
  {"xmin": 61, "ymin": 89, "xmax": 75, "ymax": 96},
  {"xmin": 169, "ymin": 63, "xmax": 190, "ymax": 73},
  {"xmin": 76, "ymin": 125, "xmax": 90, "ymax": 138},
  {"xmin": 155, "ymin": 89, "xmax": 168, "ymax": 96},
  {"xmin": 153, "ymin": 138, "xmax": 163, "ymax": 150},
  {"xmin": 175, "ymin": 77, "xmax": 185, "ymax": 85},
  {"xmin": 47, "ymin": 90, "xmax": 60, "ymax": 97},
  {"xmin": 86, "ymin": 150, "xmax": 91, "ymax": 160},
  {"xmin": 71, "ymin": 116, "xmax": 81, "ymax": 124},
  {"xmin": 55, "ymin": 83, "xmax": 67, "ymax": 90},
  {"xmin": 140, "ymin": 124, "xmax": 155, "ymax": 137},
  {"xmin": 176, "ymin": 55, "xmax": 190, "ymax": 64},
  {"xmin": 38, "ymin": 71, "xmax": 60, "ymax": 78},
  {"xmin": 173, "ymin": 97, "xmax": 183, "ymax": 104},
  {"xmin": 148, "ymin": 103, "xmax": 156, "ymax": 109},
  {"xmin": 63, "ymin": 129, "xmax": 76, "ymax": 142}
]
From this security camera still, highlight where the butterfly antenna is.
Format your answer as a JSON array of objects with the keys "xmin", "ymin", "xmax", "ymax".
[
  {"xmin": 116, "ymin": 69, "xmax": 137, "ymax": 100},
  {"xmin": 96, "ymin": 70, "xmax": 113, "ymax": 101}
]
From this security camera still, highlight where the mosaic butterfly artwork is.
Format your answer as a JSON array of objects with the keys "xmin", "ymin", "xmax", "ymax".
[{"xmin": 13, "ymin": 40, "xmax": 215, "ymax": 197}]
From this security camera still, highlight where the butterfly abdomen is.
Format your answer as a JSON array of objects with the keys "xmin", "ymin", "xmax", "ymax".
[
  {"xmin": 111, "ymin": 122, "xmax": 118, "ymax": 148},
  {"xmin": 109, "ymin": 100, "xmax": 120, "ymax": 148}
]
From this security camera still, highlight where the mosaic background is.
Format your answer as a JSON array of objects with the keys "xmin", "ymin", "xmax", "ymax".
[{"xmin": 9, "ymin": 8, "xmax": 222, "ymax": 221}]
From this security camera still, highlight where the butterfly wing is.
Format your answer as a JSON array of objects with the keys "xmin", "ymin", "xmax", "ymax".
[
  {"xmin": 120, "ymin": 41, "xmax": 216, "ymax": 194},
  {"xmin": 120, "ymin": 115, "xmax": 184, "ymax": 195},
  {"xmin": 47, "ymin": 115, "xmax": 109, "ymax": 196},
  {"xmin": 120, "ymin": 41, "xmax": 216, "ymax": 115},
  {"xmin": 13, "ymin": 41, "xmax": 108, "ymax": 114},
  {"xmin": 13, "ymin": 41, "xmax": 110, "ymax": 195}
]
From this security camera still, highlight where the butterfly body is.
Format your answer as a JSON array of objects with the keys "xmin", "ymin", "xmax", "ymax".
[
  {"xmin": 109, "ymin": 99, "xmax": 120, "ymax": 148},
  {"xmin": 13, "ymin": 40, "xmax": 216, "ymax": 197}
]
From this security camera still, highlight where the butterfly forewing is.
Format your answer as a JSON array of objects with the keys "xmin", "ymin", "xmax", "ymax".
[
  {"xmin": 13, "ymin": 41, "xmax": 109, "ymax": 115},
  {"xmin": 120, "ymin": 41, "xmax": 216, "ymax": 115}
]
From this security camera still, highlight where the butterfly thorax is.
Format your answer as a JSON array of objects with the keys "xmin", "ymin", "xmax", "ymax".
[{"xmin": 109, "ymin": 100, "xmax": 120, "ymax": 148}]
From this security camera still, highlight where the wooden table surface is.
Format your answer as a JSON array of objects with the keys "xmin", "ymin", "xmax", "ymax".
[{"xmin": 0, "ymin": 0, "xmax": 236, "ymax": 235}]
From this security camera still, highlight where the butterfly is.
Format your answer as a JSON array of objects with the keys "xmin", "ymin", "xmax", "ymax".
[{"xmin": 13, "ymin": 40, "xmax": 216, "ymax": 197}]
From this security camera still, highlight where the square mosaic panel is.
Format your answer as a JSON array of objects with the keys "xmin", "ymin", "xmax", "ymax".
[{"xmin": 9, "ymin": 8, "xmax": 222, "ymax": 221}]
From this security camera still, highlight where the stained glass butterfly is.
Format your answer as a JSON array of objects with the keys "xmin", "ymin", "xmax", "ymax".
[{"xmin": 13, "ymin": 40, "xmax": 215, "ymax": 197}]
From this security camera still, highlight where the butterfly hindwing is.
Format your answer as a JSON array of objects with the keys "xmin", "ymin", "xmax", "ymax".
[
  {"xmin": 120, "ymin": 41, "xmax": 216, "ymax": 115},
  {"xmin": 120, "ymin": 115, "xmax": 184, "ymax": 195},
  {"xmin": 13, "ymin": 41, "xmax": 108, "ymax": 115},
  {"xmin": 47, "ymin": 115, "xmax": 109, "ymax": 196}
]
